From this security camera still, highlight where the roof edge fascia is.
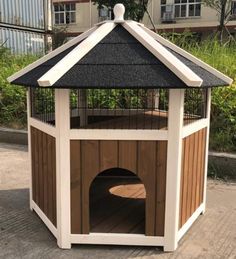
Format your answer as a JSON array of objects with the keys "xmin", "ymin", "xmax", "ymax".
[
  {"xmin": 37, "ymin": 22, "xmax": 117, "ymax": 87},
  {"xmin": 123, "ymin": 21, "xmax": 203, "ymax": 87},
  {"xmin": 7, "ymin": 25, "xmax": 98, "ymax": 84},
  {"xmin": 140, "ymin": 25, "xmax": 233, "ymax": 85}
]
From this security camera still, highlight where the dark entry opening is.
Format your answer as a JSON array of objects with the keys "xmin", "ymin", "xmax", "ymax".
[{"xmin": 89, "ymin": 168, "xmax": 146, "ymax": 234}]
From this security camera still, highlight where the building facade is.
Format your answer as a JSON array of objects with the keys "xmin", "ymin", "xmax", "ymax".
[
  {"xmin": 51, "ymin": 0, "xmax": 236, "ymax": 37},
  {"xmin": 0, "ymin": 0, "xmax": 52, "ymax": 54}
]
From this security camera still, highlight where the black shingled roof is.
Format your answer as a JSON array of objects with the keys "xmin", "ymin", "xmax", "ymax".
[{"xmin": 12, "ymin": 25, "xmax": 227, "ymax": 88}]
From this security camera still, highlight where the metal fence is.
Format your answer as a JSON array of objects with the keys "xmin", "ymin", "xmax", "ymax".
[
  {"xmin": 70, "ymin": 89, "xmax": 169, "ymax": 130},
  {"xmin": 0, "ymin": 27, "xmax": 45, "ymax": 54},
  {"xmin": 0, "ymin": 0, "xmax": 46, "ymax": 30}
]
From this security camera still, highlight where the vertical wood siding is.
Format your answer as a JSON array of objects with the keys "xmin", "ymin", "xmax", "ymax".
[
  {"xmin": 31, "ymin": 127, "xmax": 57, "ymax": 227},
  {"xmin": 179, "ymin": 128, "xmax": 207, "ymax": 229},
  {"xmin": 71, "ymin": 140, "xmax": 167, "ymax": 236}
]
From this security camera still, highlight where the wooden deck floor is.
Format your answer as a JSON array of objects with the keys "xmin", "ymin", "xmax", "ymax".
[{"xmin": 89, "ymin": 177, "xmax": 146, "ymax": 234}]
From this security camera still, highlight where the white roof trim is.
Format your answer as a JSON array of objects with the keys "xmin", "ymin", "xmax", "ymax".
[
  {"xmin": 123, "ymin": 21, "xmax": 203, "ymax": 87},
  {"xmin": 37, "ymin": 22, "xmax": 117, "ymax": 87},
  {"xmin": 140, "ymin": 25, "xmax": 233, "ymax": 85},
  {"xmin": 7, "ymin": 26, "xmax": 98, "ymax": 83}
]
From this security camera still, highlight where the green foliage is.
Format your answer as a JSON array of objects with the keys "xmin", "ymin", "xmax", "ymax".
[
  {"xmin": 0, "ymin": 46, "xmax": 38, "ymax": 129},
  {"xmin": 93, "ymin": 0, "xmax": 148, "ymax": 21}
]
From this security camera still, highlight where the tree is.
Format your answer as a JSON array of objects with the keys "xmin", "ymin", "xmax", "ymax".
[
  {"xmin": 203, "ymin": 0, "xmax": 235, "ymax": 42},
  {"xmin": 93, "ymin": 0, "xmax": 149, "ymax": 22}
]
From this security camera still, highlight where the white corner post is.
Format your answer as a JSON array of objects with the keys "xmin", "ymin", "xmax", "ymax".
[
  {"xmin": 27, "ymin": 89, "xmax": 33, "ymax": 211},
  {"xmin": 202, "ymin": 88, "xmax": 211, "ymax": 214},
  {"xmin": 164, "ymin": 89, "xmax": 184, "ymax": 252},
  {"xmin": 55, "ymin": 89, "xmax": 71, "ymax": 249}
]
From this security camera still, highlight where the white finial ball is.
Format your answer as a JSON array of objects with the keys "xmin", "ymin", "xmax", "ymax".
[{"xmin": 113, "ymin": 3, "xmax": 125, "ymax": 22}]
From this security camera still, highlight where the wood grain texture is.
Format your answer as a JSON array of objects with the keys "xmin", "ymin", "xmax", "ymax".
[
  {"xmin": 70, "ymin": 140, "xmax": 167, "ymax": 236},
  {"xmin": 31, "ymin": 127, "xmax": 57, "ymax": 227},
  {"xmin": 179, "ymin": 128, "xmax": 207, "ymax": 228}
]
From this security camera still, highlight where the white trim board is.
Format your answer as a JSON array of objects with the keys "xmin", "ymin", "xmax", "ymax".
[
  {"xmin": 123, "ymin": 22, "xmax": 203, "ymax": 87},
  {"xmin": 178, "ymin": 203, "xmax": 204, "ymax": 241},
  {"xmin": 29, "ymin": 118, "xmax": 56, "ymax": 137},
  {"xmin": 7, "ymin": 26, "xmax": 98, "ymax": 83},
  {"xmin": 140, "ymin": 24, "xmax": 233, "ymax": 85},
  {"xmin": 182, "ymin": 119, "xmax": 208, "ymax": 138},
  {"xmin": 70, "ymin": 129, "xmax": 168, "ymax": 141},
  {"xmin": 38, "ymin": 22, "xmax": 117, "ymax": 86},
  {"xmin": 71, "ymin": 233, "xmax": 164, "ymax": 246},
  {"xmin": 32, "ymin": 201, "xmax": 58, "ymax": 239}
]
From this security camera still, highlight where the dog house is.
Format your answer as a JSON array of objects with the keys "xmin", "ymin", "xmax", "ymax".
[{"xmin": 8, "ymin": 4, "xmax": 232, "ymax": 251}]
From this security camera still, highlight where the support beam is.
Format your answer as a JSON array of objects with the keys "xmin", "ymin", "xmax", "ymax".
[
  {"xmin": 164, "ymin": 89, "xmax": 184, "ymax": 251},
  {"xmin": 55, "ymin": 89, "xmax": 71, "ymax": 249},
  {"xmin": 27, "ymin": 89, "xmax": 33, "ymax": 211},
  {"xmin": 202, "ymin": 88, "xmax": 211, "ymax": 213}
]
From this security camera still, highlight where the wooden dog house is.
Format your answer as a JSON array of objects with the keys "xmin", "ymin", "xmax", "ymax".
[{"xmin": 8, "ymin": 4, "xmax": 232, "ymax": 251}]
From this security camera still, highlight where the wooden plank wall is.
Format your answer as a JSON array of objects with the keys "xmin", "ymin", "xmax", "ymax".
[
  {"xmin": 71, "ymin": 140, "xmax": 167, "ymax": 236},
  {"xmin": 31, "ymin": 127, "xmax": 57, "ymax": 227},
  {"xmin": 179, "ymin": 128, "xmax": 207, "ymax": 229}
]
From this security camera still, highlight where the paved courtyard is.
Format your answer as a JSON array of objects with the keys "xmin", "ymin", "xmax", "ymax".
[{"xmin": 0, "ymin": 143, "xmax": 235, "ymax": 259}]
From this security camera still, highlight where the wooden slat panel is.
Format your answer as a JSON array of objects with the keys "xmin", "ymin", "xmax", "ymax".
[
  {"xmin": 70, "ymin": 140, "xmax": 82, "ymax": 234},
  {"xmin": 191, "ymin": 132, "xmax": 198, "ymax": 214},
  {"xmin": 118, "ymin": 141, "xmax": 137, "ymax": 173},
  {"xmin": 47, "ymin": 134, "xmax": 53, "ymax": 224},
  {"xmin": 31, "ymin": 127, "xmax": 36, "ymax": 202},
  {"xmin": 31, "ymin": 127, "xmax": 57, "ymax": 227},
  {"xmin": 81, "ymin": 140, "xmax": 100, "ymax": 234},
  {"xmin": 51, "ymin": 137, "xmax": 57, "ymax": 227},
  {"xmin": 38, "ymin": 130, "xmax": 44, "ymax": 210},
  {"xmin": 100, "ymin": 140, "xmax": 118, "ymax": 172},
  {"xmin": 156, "ymin": 141, "xmax": 167, "ymax": 236},
  {"xmin": 42, "ymin": 132, "xmax": 48, "ymax": 216},
  {"xmin": 71, "ymin": 139, "xmax": 167, "ymax": 236},
  {"xmin": 179, "ymin": 128, "xmax": 207, "ymax": 228},
  {"xmin": 137, "ymin": 141, "xmax": 156, "ymax": 236}
]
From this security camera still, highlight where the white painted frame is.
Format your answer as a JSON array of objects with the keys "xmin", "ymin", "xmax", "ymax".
[
  {"xmin": 31, "ymin": 200, "xmax": 58, "ymax": 239},
  {"xmin": 27, "ymin": 90, "xmax": 33, "ymax": 211},
  {"xmin": 177, "ymin": 203, "xmax": 204, "ymax": 241},
  {"xmin": 164, "ymin": 89, "xmax": 184, "ymax": 251},
  {"xmin": 202, "ymin": 88, "xmax": 211, "ymax": 213},
  {"xmin": 71, "ymin": 234, "xmax": 164, "ymax": 246},
  {"xmin": 55, "ymin": 89, "xmax": 71, "ymax": 249}
]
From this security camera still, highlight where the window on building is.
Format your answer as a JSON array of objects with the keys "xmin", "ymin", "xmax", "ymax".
[
  {"xmin": 174, "ymin": 0, "xmax": 201, "ymax": 18},
  {"xmin": 232, "ymin": 1, "xmax": 236, "ymax": 15},
  {"xmin": 54, "ymin": 3, "xmax": 76, "ymax": 25}
]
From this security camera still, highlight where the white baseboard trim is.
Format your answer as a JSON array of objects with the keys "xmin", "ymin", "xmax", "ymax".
[
  {"xmin": 178, "ymin": 203, "xmax": 204, "ymax": 241},
  {"xmin": 32, "ymin": 201, "xmax": 58, "ymax": 239},
  {"xmin": 71, "ymin": 233, "xmax": 164, "ymax": 246}
]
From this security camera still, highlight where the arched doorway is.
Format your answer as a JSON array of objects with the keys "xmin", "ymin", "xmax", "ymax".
[{"xmin": 89, "ymin": 168, "xmax": 146, "ymax": 234}]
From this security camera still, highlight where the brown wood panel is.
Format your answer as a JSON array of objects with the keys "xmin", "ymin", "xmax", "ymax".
[
  {"xmin": 71, "ymin": 140, "xmax": 82, "ymax": 234},
  {"xmin": 31, "ymin": 127, "xmax": 57, "ymax": 227},
  {"xmin": 156, "ymin": 141, "xmax": 167, "ymax": 236},
  {"xmin": 118, "ymin": 141, "xmax": 137, "ymax": 173},
  {"xmin": 100, "ymin": 140, "xmax": 118, "ymax": 171},
  {"xmin": 81, "ymin": 140, "xmax": 100, "ymax": 234},
  {"xmin": 71, "ymin": 139, "xmax": 167, "ymax": 236},
  {"xmin": 137, "ymin": 141, "xmax": 156, "ymax": 236},
  {"xmin": 179, "ymin": 128, "xmax": 207, "ymax": 228}
]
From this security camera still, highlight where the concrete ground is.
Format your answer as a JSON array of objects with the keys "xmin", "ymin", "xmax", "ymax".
[{"xmin": 0, "ymin": 143, "xmax": 235, "ymax": 259}]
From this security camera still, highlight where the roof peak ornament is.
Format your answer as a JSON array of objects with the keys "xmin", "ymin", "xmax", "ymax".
[{"xmin": 114, "ymin": 3, "xmax": 125, "ymax": 23}]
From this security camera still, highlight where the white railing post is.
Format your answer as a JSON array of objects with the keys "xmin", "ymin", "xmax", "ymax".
[
  {"xmin": 27, "ymin": 89, "xmax": 33, "ymax": 211},
  {"xmin": 55, "ymin": 89, "xmax": 71, "ymax": 249},
  {"xmin": 164, "ymin": 89, "xmax": 184, "ymax": 251},
  {"xmin": 202, "ymin": 88, "xmax": 211, "ymax": 213}
]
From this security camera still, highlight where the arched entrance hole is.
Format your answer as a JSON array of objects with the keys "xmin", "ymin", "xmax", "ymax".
[{"xmin": 89, "ymin": 168, "xmax": 146, "ymax": 234}]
